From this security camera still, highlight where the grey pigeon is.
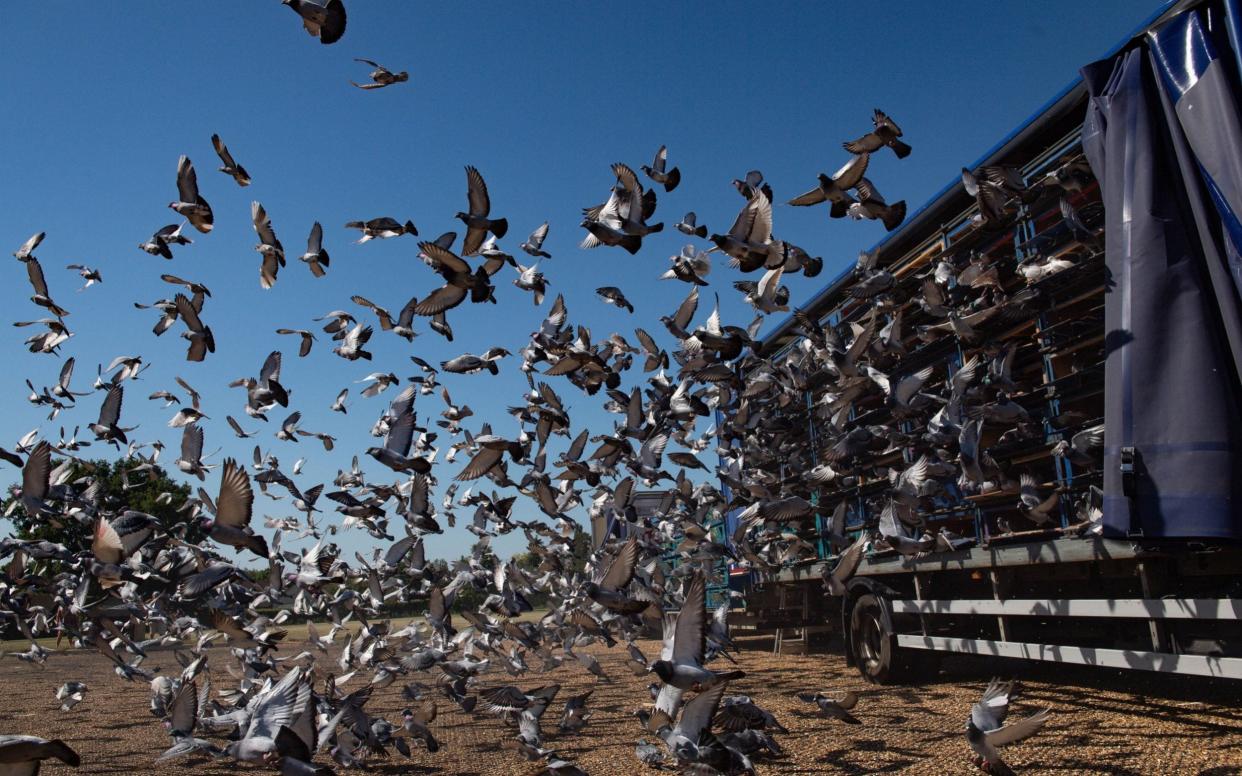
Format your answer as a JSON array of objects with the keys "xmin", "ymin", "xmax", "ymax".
[
  {"xmin": 351, "ymin": 58, "xmax": 408, "ymax": 89},
  {"xmin": 168, "ymin": 156, "xmax": 213, "ymax": 233},
  {"xmin": 283, "ymin": 0, "xmax": 347, "ymax": 44},
  {"xmin": 211, "ymin": 133, "xmax": 251, "ymax": 186}
]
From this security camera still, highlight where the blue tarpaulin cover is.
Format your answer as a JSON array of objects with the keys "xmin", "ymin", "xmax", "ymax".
[{"xmin": 1081, "ymin": 0, "xmax": 1242, "ymax": 539}]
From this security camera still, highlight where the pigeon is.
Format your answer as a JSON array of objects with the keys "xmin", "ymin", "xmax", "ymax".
[
  {"xmin": 345, "ymin": 217, "xmax": 417, "ymax": 242},
  {"xmin": 787, "ymin": 153, "xmax": 869, "ymax": 218},
  {"xmin": 282, "ymin": 0, "xmax": 347, "ymax": 44},
  {"xmin": 13, "ymin": 231, "xmax": 44, "ymax": 261},
  {"xmin": 174, "ymin": 293, "xmax": 215, "ymax": 362},
  {"xmin": 139, "ymin": 224, "xmax": 191, "ymax": 259},
  {"xmin": 1018, "ymin": 474, "xmax": 1060, "ymax": 526},
  {"xmin": 366, "ymin": 386, "xmax": 429, "ymax": 473},
  {"xmin": 351, "ymin": 58, "xmax": 408, "ymax": 89},
  {"xmin": 798, "ymin": 691, "xmax": 860, "ymax": 723},
  {"xmin": 1052, "ymin": 423, "xmax": 1104, "ymax": 470},
  {"xmin": 675, "ymin": 212, "xmax": 708, "ymax": 238},
  {"xmin": 197, "ymin": 459, "xmax": 269, "ymax": 558},
  {"xmin": 843, "ymin": 108, "xmax": 911, "ymax": 158},
  {"xmin": 55, "ymin": 681, "xmax": 89, "ymax": 712},
  {"xmin": 413, "ymin": 241, "xmax": 502, "ymax": 317},
  {"xmin": 649, "ymin": 572, "xmax": 745, "ymax": 691},
  {"xmin": 276, "ymin": 328, "xmax": 316, "ymax": 357},
  {"xmin": 520, "ymin": 222, "xmax": 552, "ymax": 258},
  {"xmin": 457, "ymin": 166, "xmax": 508, "ymax": 256},
  {"xmin": 641, "ymin": 145, "xmax": 681, "ymax": 192},
  {"xmin": 580, "ymin": 163, "xmax": 661, "ymax": 254},
  {"xmin": 211, "ymin": 133, "xmax": 251, "ymax": 186},
  {"xmin": 847, "ymin": 178, "xmax": 906, "ymax": 231},
  {"xmin": 966, "ymin": 679, "xmax": 1051, "ymax": 775},
  {"xmin": 663, "ymin": 244, "xmax": 711, "ymax": 285},
  {"xmin": 168, "ymin": 156, "xmax": 213, "ymax": 233},
  {"xmin": 0, "ymin": 736, "xmax": 81, "ymax": 771},
  {"xmin": 513, "ymin": 262, "xmax": 549, "ymax": 305},
  {"xmin": 299, "ymin": 221, "xmax": 330, "ymax": 277},
  {"xmin": 66, "ymin": 264, "xmax": 101, "ymax": 291},
  {"xmin": 251, "ymin": 201, "xmax": 286, "ymax": 289},
  {"xmin": 821, "ymin": 531, "xmax": 868, "ymax": 596},
  {"xmin": 595, "ymin": 287, "xmax": 634, "ymax": 313},
  {"xmin": 710, "ymin": 187, "xmax": 774, "ymax": 271}
]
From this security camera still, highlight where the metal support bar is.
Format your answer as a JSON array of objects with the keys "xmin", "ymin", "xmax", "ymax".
[
  {"xmin": 912, "ymin": 574, "xmax": 929, "ymax": 637},
  {"xmin": 890, "ymin": 597, "xmax": 1242, "ymax": 619},
  {"xmin": 1137, "ymin": 561, "xmax": 1172, "ymax": 652},
  {"xmin": 897, "ymin": 634, "xmax": 1242, "ymax": 679},
  {"xmin": 989, "ymin": 569, "xmax": 1009, "ymax": 642}
]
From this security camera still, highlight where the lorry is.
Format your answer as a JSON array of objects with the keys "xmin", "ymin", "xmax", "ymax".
[{"xmin": 727, "ymin": 0, "xmax": 1242, "ymax": 683}]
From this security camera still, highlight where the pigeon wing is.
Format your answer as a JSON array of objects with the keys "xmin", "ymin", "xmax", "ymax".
[
  {"xmin": 598, "ymin": 535, "xmax": 638, "ymax": 590},
  {"xmin": 672, "ymin": 572, "xmax": 706, "ymax": 664},
  {"xmin": 985, "ymin": 708, "xmax": 1050, "ymax": 747},
  {"xmin": 215, "ymin": 459, "xmax": 254, "ymax": 528}
]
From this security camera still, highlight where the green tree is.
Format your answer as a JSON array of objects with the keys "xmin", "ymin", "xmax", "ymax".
[
  {"xmin": 512, "ymin": 524, "xmax": 592, "ymax": 575},
  {"xmin": 2, "ymin": 457, "xmax": 200, "ymax": 550}
]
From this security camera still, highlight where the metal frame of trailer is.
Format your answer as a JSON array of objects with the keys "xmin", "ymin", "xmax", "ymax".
[
  {"xmin": 726, "ymin": 0, "xmax": 1242, "ymax": 682},
  {"xmin": 746, "ymin": 537, "xmax": 1242, "ymax": 680}
]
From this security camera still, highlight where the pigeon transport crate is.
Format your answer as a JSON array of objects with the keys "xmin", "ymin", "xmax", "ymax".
[{"xmin": 724, "ymin": 0, "xmax": 1242, "ymax": 684}]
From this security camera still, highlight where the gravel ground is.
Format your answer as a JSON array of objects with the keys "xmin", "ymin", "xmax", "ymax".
[{"xmin": 2, "ymin": 633, "xmax": 1240, "ymax": 775}]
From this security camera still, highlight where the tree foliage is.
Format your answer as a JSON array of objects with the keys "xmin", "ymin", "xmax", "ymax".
[{"xmin": 2, "ymin": 456, "xmax": 200, "ymax": 549}]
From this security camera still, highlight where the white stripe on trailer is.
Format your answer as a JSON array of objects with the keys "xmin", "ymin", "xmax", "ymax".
[
  {"xmin": 890, "ymin": 598, "xmax": 1242, "ymax": 620},
  {"xmin": 896, "ymin": 634, "xmax": 1242, "ymax": 679}
]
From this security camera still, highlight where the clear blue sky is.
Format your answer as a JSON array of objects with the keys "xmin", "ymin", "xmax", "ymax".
[{"xmin": 0, "ymin": 0, "xmax": 1154, "ymax": 564}]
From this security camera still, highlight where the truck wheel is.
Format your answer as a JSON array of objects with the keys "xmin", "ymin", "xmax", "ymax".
[{"xmin": 849, "ymin": 593, "xmax": 907, "ymax": 684}]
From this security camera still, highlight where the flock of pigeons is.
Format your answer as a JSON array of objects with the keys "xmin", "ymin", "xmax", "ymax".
[{"xmin": 0, "ymin": 1, "xmax": 1108, "ymax": 774}]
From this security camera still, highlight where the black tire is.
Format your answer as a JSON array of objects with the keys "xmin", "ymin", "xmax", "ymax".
[{"xmin": 849, "ymin": 592, "xmax": 910, "ymax": 684}]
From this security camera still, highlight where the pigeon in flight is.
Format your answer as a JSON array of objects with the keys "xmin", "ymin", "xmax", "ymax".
[
  {"xmin": 139, "ymin": 223, "xmax": 191, "ymax": 259},
  {"xmin": 282, "ymin": 0, "xmax": 347, "ymax": 44},
  {"xmin": 251, "ymin": 201, "xmax": 285, "ymax": 289},
  {"xmin": 66, "ymin": 263, "xmax": 102, "ymax": 291},
  {"xmin": 457, "ymin": 166, "xmax": 508, "ymax": 256},
  {"xmin": 275, "ymin": 328, "xmax": 316, "ymax": 357},
  {"xmin": 641, "ymin": 145, "xmax": 681, "ymax": 192},
  {"xmin": 0, "ymin": 736, "xmax": 81, "ymax": 771},
  {"xmin": 520, "ymin": 222, "xmax": 552, "ymax": 258},
  {"xmin": 966, "ymin": 679, "xmax": 1051, "ymax": 775},
  {"xmin": 787, "ymin": 153, "xmax": 870, "ymax": 219},
  {"xmin": 168, "ymin": 156, "xmax": 213, "ymax": 233},
  {"xmin": 351, "ymin": 58, "xmax": 408, "ymax": 89},
  {"xmin": 848, "ymin": 177, "xmax": 906, "ymax": 231},
  {"xmin": 595, "ymin": 286, "xmax": 634, "ymax": 313},
  {"xmin": 299, "ymin": 221, "xmax": 330, "ymax": 277},
  {"xmin": 13, "ymin": 231, "xmax": 45, "ymax": 261},
  {"xmin": 345, "ymin": 216, "xmax": 417, "ymax": 242},
  {"xmin": 197, "ymin": 459, "xmax": 269, "ymax": 558},
  {"xmin": 211, "ymin": 133, "xmax": 250, "ymax": 186},
  {"xmin": 649, "ymin": 572, "xmax": 745, "ymax": 691},
  {"xmin": 675, "ymin": 212, "xmax": 708, "ymax": 238},
  {"xmin": 843, "ymin": 108, "xmax": 911, "ymax": 158}
]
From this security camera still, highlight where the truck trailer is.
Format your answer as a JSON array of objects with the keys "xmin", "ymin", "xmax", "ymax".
[{"xmin": 725, "ymin": 0, "xmax": 1242, "ymax": 684}]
